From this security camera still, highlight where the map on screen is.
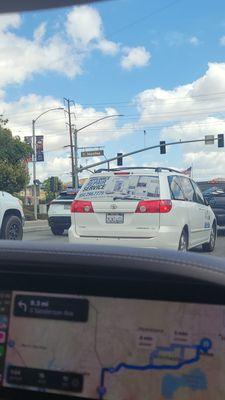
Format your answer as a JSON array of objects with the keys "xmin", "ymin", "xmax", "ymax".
[{"xmin": 0, "ymin": 291, "xmax": 223, "ymax": 399}]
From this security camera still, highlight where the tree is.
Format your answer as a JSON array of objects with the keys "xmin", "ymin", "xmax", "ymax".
[
  {"xmin": 42, "ymin": 177, "xmax": 63, "ymax": 202},
  {"xmin": 0, "ymin": 117, "xmax": 32, "ymax": 193}
]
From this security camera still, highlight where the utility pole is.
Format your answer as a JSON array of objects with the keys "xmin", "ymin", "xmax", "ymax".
[
  {"xmin": 32, "ymin": 119, "xmax": 37, "ymax": 220},
  {"xmin": 64, "ymin": 98, "xmax": 75, "ymax": 188},
  {"xmin": 73, "ymin": 128, "xmax": 79, "ymax": 190}
]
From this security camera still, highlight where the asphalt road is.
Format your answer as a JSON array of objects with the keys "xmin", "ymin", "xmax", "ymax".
[{"xmin": 23, "ymin": 221, "xmax": 225, "ymax": 258}]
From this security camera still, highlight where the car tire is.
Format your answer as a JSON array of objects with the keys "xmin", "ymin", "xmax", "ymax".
[
  {"xmin": 51, "ymin": 226, "xmax": 64, "ymax": 236},
  {"xmin": 1, "ymin": 215, "xmax": 23, "ymax": 240},
  {"xmin": 202, "ymin": 222, "xmax": 216, "ymax": 252},
  {"xmin": 178, "ymin": 229, "xmax": 188, "ymax": 251}
]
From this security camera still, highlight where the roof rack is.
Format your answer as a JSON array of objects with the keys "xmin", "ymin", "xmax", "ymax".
[{"xmin": 94, "ymin": 166, "xmax": 182, "ymax": 174}]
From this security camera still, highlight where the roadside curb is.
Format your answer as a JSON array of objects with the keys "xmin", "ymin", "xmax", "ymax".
[
  {"xmin": 24, "ymin": 226, "xmax": 50, "ymax": 233},
  {"xmin": 24, "ymin": 221, "xmax": 49, "ymax": 233}
]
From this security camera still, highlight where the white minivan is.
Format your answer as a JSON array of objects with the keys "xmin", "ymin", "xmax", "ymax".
[{"xmin": 68, "ymin": 167, "xmax": 216, "ymax": 251}]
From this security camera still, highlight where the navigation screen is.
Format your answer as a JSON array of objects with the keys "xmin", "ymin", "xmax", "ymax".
[{"xmin": 0, "ymin": 291, "xmax": 223, "ymax": 399}]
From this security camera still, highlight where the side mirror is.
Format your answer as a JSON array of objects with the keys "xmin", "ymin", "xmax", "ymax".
[{"xmin": 204, "ymin": 198, "xmax": 209, "ymax": 206}]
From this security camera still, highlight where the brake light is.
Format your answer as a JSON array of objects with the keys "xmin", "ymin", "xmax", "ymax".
[
  {"xmin": 71, "ymin": 200, "xmax": 94, "ymax": 213},
  {"xmin": 135, "ymin": 200, "xmax": 172, "ymax": 213},
  {"xmin": 114, "ymin": 172, "xmax": 130, "ymax": 175}
]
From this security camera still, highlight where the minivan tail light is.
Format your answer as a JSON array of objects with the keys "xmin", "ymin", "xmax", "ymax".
[
  {"xmin": 71, "ymin": 200, "xmax": 94, "ymax": 213},
  {"xmin": 135, "ymin": 200, "xmax": 172, "ymax": 214}
]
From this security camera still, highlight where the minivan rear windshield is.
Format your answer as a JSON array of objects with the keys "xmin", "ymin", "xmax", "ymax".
[{"xmin": 77, "ymin": 175, "xmax": 160, "ymax": 201}]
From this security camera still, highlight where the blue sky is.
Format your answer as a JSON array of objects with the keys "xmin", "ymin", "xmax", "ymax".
[{"xmin": 1, "ymin": 0, "xmax": 225, "ymax": 181}]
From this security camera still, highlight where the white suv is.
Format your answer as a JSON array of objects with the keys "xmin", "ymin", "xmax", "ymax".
[
  {"xmin": 68, "ymin": 167, "xmax": 216, "ymax": 251},
  {"xmin": 48, "ymin": 189, "xmax": 78, "ymax": 235},
  {"xmin": 0, "ymin": 191, "xmax": 24, "ymax": 240}
]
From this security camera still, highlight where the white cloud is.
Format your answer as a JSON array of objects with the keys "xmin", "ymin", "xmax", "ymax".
[
  {"xmin": 188, "ymin": 36, "xmax": 200, "ymax": 46},
  {"xmin": 121, "ymin": 46, "xmax": 151, "ymax": 70},
  {"xmin": 0, "ymin": 13, "xmax": 21, "ymax": 32},
  {"xmin": 0, "ymin": 6, "xmax": 123, "ymax": 90},
  {"xmin": 220, "ymin": 35, "xmax": 225, "ymax": 46},
  {"xmin": 159, "ymin": 117, "xmax": 225, "ymax": 180},
  {"xmin": 161, "ymin": 117, "xmax": 225, "ymax": 141},
  {"xmin": 66, "ymin": 6, "xmax": 102, "ymax": 48},
  {"xmin": 136, "ymin": 62, "xmax": 225, "ymax": 125},
  {"xmin": 0, "ymin": 30, "xmax": 83, "ymax": 88},
  {"xmin": 96, "ymin": 39, "xmax": 119, "ymax": 55},
  {"xmin": 65, "ymin": 5, "xmax": 119, "ymax": 56},
  {"xmin": 184, "ymin": 151, "xmax": 225, "ymax": 180},
  {"xmin": 159, "ymin": 118, "xmax": 225, "ymax": 180},
  {"xmin": 134, "ymin": 63, "xmax": 225, "ymax": 180},
  {"xmin": 0, "ymin": 5, "xmax": 148, "ymax": 91},
  {"xmin": 37, "ymin": 157, "xmax": 72, "ymax": 181}
]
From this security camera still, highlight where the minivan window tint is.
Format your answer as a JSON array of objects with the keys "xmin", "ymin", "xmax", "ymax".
[
  {"xmin": 168, "ymin": 176, "xmax": 185, "ymax": 200},
  {"xmin": 180, "ymin": 177, "xmax": 195, "ymax": 202},
  {"xmin": 191, "ymin": 181, "xmax": 205, "ymax": 205},
  {"xmin": 77, "ymin": 175, "xmax": 160, "ymax": 201}
]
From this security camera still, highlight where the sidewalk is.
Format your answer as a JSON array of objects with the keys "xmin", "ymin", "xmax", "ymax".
[{"xmin": 24, "ymin": 219, "xmax": 49, "ymax": 233}]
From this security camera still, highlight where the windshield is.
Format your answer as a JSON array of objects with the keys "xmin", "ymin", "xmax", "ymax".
[
  {"xmin": 0, "ymin": 0, "xmax": 224, "ymax": 257},
  {"xmin": 2, "ymin": 2, "xmax": 225, "ymax": 400}
]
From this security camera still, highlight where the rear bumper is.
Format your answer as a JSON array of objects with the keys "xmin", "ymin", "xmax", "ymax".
[
  {"xmin": 48, "ymin": 216, "xmax": 71, "ymax": 230},
  {"xmin": 68, "ymin": 226, "xmax": 181, "ymax": 250}
]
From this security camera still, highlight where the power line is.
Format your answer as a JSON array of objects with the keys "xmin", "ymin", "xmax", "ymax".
[
  {"xmin": 78, "ymin": 94, "xmax": 225, "ymax": 109},
  {"xmin": 2, "ymin": 90, "xmax": 225, "ymax": 120},
  {"xmin": 24, "ymin": 105, "xmax": 225, "ymax": 125},
  {"xmin": 78, "ymin": 91, "xmax": 225, "ymax": 107},
  {"xmin": 40, "ymin": 119, "xmax": 225, "ymax": 143}
]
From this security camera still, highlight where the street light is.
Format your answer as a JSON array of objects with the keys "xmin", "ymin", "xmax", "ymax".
[
  {"xmin": 32, "ymin": 107, "xmax": 64, "ymax": 220},
  {"xmin": 73, "ymin": 114, "xmax": 123, "ymax": 189}
]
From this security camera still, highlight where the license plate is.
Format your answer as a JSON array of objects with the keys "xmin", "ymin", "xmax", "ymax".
[
  {"xmin": 64, "ymin": 204, "xmax": 71, "ymax": 210},
  {"xmin": 106, "ymin": 213, "xmax": 124, "ymax": 224}
]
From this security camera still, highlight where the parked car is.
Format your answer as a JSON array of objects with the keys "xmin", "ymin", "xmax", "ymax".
[
  {"xmin": 68, "ymin": 167, "xmax": 216, "ymax": 251},
  {"xmin": 203, "ymin": 187, "xmax": 225, "ymax": 227},
  {"xmin": 48, "ymin": 189, "xmax": 78, "ymax": 235},
  {"xmin": 0, "ymin": 191, "xmax": 24, "ymax": 240}
]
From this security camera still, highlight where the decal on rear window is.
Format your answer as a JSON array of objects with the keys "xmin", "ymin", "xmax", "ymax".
[
  {"xmin": 83, "ymin": 176, "xmax": 110, "ymax": 192},
  {"xmin": 77, "ymin": 175, "xmax": 160, "ymax": 201}
]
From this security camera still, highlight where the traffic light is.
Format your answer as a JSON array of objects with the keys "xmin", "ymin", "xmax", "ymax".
[
  {"xmin": 50, "ymin": 176, "xmax": 55, "ymax": 192},
  {"xmin": 160, "ymin": 141, "xmax": 166, "ymax": 154},
  {"xmin": 218, "ymin": 134, "xmax": 224, "ymax": 148},
  {"xmin": 117, "ymin": 153, "xmax": 123, "ymax": 166}
]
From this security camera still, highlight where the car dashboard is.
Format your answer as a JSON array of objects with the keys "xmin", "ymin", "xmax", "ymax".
[{"xmin": 0, "ymin": 242, "xmax": 224, "ymax": 400}]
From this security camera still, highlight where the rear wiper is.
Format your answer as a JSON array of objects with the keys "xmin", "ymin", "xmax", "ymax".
[{"xmin": 113, "ymin": 196, "xmax": 142, "ymax": 201}]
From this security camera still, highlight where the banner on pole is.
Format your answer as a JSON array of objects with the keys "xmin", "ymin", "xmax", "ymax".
[{"xmin": 36, "ymin": 135, "xmax": 44, "ymax": 162}]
